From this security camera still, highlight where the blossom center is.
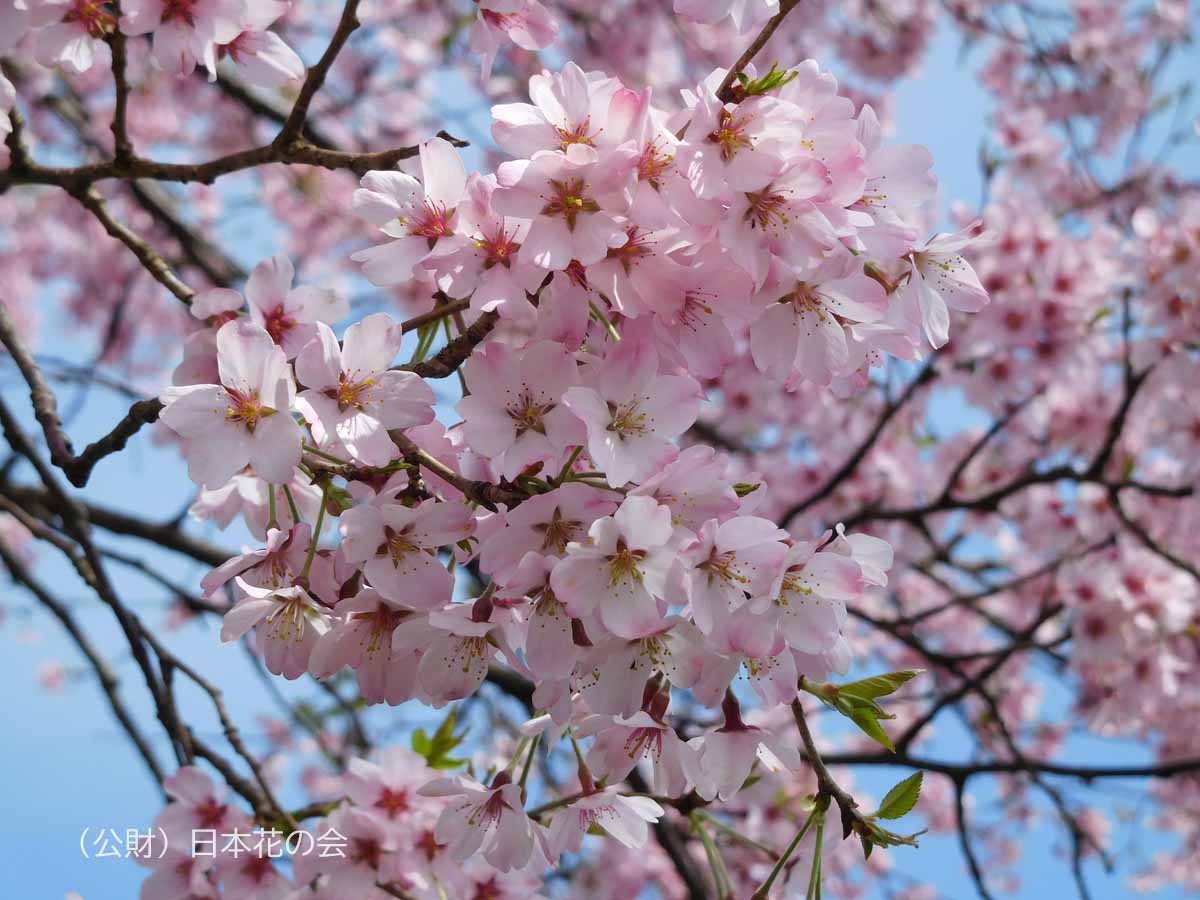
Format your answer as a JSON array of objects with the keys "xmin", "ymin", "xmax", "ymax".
[
  {"xmin": 64, "ymin": 0, "xmax": 117, "ymax": 37},
  {"xmin": 506, "ymin": 390, "xmax": 554, "ymax": 437},
  {"xmin": 161, "ymin": 0, "xmax": 198, "ymax": 26},
  {"xmin": 416, "ymin": 828, "xmax": 443, "ymax": 861},
  {"xmin": 608, "ymin": 540, "xmax": 647, "ymax": 586},
  {"xmin": 700, "ymin": 549, "xmax": 749, "ymax": 587},
  {"xmin": 334, "ymin": 373, "xmax": 374, "ymax": 412},
  {"xmin": 404, "ymin": 200, "xmax": 455, "ymax": 240},
  {"xmin": 743, "ymin": 188, "xmax": 791, "ymax": 232},
  {"xmin": 554, "ymin": 119, "xmax": 595, "ymax": 150},
  {"xmin": 382, "ymin": 526, "xmax": 418, "ymax": 566},
  {"xmin": 533, "ymin": 508, "xmax": 582, "ymax": 554},
  {"xmin": 606, "ymin": 227, "xmax": 654, "ymax": 271},
  {"xmin": 264, "ymin": 594, "xmax": 317, "ymax": 643},
  {"xmin": 678, "ymin": 290, "xmax": 715, "ymax": 331},
  {"xmin": 708, "ymin": 109, "xmax": 752, "ymax": 162},
  {"xmin": 787, "ymin": 283, "xmax": 828, "ymax": 320},
  {"xmin": 352, "ymin": 606, "xmax": 405, "ymax": 656},
  {"xmin": 476, "ymin": 226, "xmax": 520, "ymax": 269},
  {"xmin": 225, "ymin": 388, "xmax": 275, "ymax": 433},
  {"xmin": 195, "ymin": 797, "xmax": 227, "ymax": 830},
  {"xmin": 606, "ymin": 400, "xmax": 647, "ymax": 437},
  {"xmin": 624, "ymin": 726, "xmax": 664, "ymax": 761},
  {"xmin": 375, "ymin": 786, "xmax": 412, "ymax": 818},
  {"xmin": 638, "ymin": 141, "xmax": 674, "ymax": 188},
  {"xmin": 542, "ymin": 179, "xmax": 599, "ymax": 230},
  {"xmin": 261, "ymin": 304, "xmax": 297, "ymax": 344},
  {"xmin": 777, "ymin": 569, "xmax": 815, "ymax": 607},
  {"xmin": 353, "ymin": 837, "xmax": 383, "ymax": 869},
  {"xmin": 473, "ymin": 878, "xmax": 504, "ymax": 900}
]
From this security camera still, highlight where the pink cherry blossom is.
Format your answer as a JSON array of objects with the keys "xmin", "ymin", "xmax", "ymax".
[
  {"xmin": 35, "ymin": 0, "xmax": 114, "ymax": 73},
  {"xmin": 120, "ymin": 0, "xmax": 244, "ymax": 77},
  {"xmin": 493, "ymin": 145, "xmax": 633, "ymax": 270},
  {"xmin": 686, "ymin": 724, "xmax": 803, "ymax": 802},
  {"xmin": 159, "ymin": 319, "xmax": 302, "ymax": 487},
  {"xmin": 469, "ymin": 0, "xmax": 557, "ymax": 82},
  {"xmin": 674, "ymin": 0, "xmax": 779, "ymax": 30},
  {"xmin": 900, "ymin": 222, "xmax": 990, "ymax": 347},
  {"xmin": 295, "ymin": 315, "xmax": 435, "ymax": 466},
  {"xmin": 562, "ymin": 328, "xmax": 701, "ymax": 487},
  {"xmin": 479, "ymin": 483, "xmax": 618, "ymax": 584},
  {"xmin": 682, "ymin": 515, "xmax": 789, "ymax": 633},
  {"xmin": 545, "ymin": 788, "xmax": 664, "ymax": 855},
  {"xmin": 456, "ymin": 339, "xmax": 584, "ymax": 480},
  {"xmin": 216, "ymin": 2, "xmax": 303, "ymax": 88},
  {"xmin": 220, "ymin": 578, "xmax": 331, "ymax": 680},
  {"xmin": 352, "ymin": 138, "xmax": 469, "ymax": 285},
  {"xmin": 339, "ymin": 496, "xmax": 474, "ymax": 605},
  {"xmin": 678, "ymin": 88, "xmax": 799, "ymax": 199},
  {"xmin": 419, "ymin": 774, "xmax": 538, "ymax": 872},
  {"xmin": 750, "ymin": 254, "xmax": 890, "ymax": 386},
  {"xmin": 550, "ymin": 495, "xmax": 678, "ymax": 640},
  {"xmin": 579, "ymin": 711, "xmax": 698, "ymax": 797},
  {"xmin": 492, "ymin": 62, "xmax": 625, "ymax": 159},
  {"xmin": 243, "ymin": 254, "xmax": 347, "ymax": 358},
  {"xmin": 428, "ymin": 173, "xmax": 545, "ymax": 320},
  {"xmin": 309, "ymin": 588, "xmax": 424, "ymax": 706}
]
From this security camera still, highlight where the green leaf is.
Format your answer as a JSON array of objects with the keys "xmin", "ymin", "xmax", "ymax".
[
  {"xmin": 875, "ymin": 772, "xmax": 923, "ymax": 820},
  {"xmin": 733, "ymin": 482, "xmax": 761, "ymax": 498},
  {"xmin": 741, "ymin": 63, "xmax": 799, "ymax": 97},
  {"xmin": 837, "ymin": 670, "xmax": 924, "ymax": 701},
  {"xmin": 411, "ymin": 708, "xmax": 470, "ymax": 770},
  {"xmin": 849, "ymin": 704, "xmax": 896, "ymax": 752},
  {"xmin": 410, "ymin": 729, "xmax": 432, "ymax": 756}
]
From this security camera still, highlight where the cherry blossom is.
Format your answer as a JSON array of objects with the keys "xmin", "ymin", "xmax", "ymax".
[
  {"xmin": 295, "ymin": 315, "xmax": 435, "ymax": 467},
  {"xmin": 550, "ymin": 495, "xmax": 678, "ymax": 640},
  {"xmin": 352, "ymin": 137, "xmax": 469, "ymax": 285},
  {"xmin": 545, "ymin": 788, "xmax": 664, "ymax": 855},
  {"xmin": 339, "ymin": 496, "xmax": 474, "ymax": 605},
  {"xmin": 159, "ymin": 319, "xmax": 302, "ymax": 487},
  {"xmin": 419, "ymin": 774, "xmax": 539, "ymax": 872},
  {"xmin": 242, "ymin": 254, "xmax": 347, "ymax": 359},
  {"xmin": 16, "ymin": 1, "xmax": 1197, "ymax": 896},
  {"xmin": 469, "ymin": 0, "xmax": 557, "ymax": 82},
  {"xmin": 561, "ymin": 328, "xmax": 701, "ymax": 487},
  {"xmin": 456, "ymin": 339, "xmax": 584, "ymax": 480}
]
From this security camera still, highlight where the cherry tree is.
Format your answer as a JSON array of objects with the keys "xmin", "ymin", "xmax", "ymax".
[{"xmin": 1, "ymin": 1, "xmax": 1198, "ymax": 898}]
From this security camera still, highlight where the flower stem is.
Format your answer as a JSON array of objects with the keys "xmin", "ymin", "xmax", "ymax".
[
  {"xmin": 690, "ymin": 810, "xmax": 734, "ymax": 899},
  {"xmin": 750, "ymin": 799, "xmax": 823, "ymax": 899},
  {"xmin": 303, "ymin": 443, "xmax": 353, "ymax": 465},
  {"xmin": 588, "ymin": 301, "xmax": 621, "ymax": 342},
  {"xmin": 518, "ymin": 732, "xmax": 540, "ymax": 802},
  {"xmin": 696, "ymin": 810, "xmax": 780, "ymax": 861},
  {"xmin": 806, "ymin": 810, "xmax": 826, "ymax": 900},
  {"xmin": 554, "ymin": 445, "xmax": 584, "ymax": 484},
  {"xmin": 282, "ymin": 483, "xmax": 302, "ymax": 523},
  {"xmin": 299, "ymin": 482, "xmax": 329, "ymax": 582}
]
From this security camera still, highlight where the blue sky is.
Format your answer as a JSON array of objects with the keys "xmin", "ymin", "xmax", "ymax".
[{"xmin": 2, "ymin": 16, "xmax": 1197, "ymax": 900}]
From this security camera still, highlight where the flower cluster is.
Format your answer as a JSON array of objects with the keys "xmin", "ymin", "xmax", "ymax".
[
  {"xmin": 146, "ymin": 53, "xmax": 986, "ymax": 895},
  {"xmin": 4, "ymin": 0, "xmax": 302, "ymax": 85}
]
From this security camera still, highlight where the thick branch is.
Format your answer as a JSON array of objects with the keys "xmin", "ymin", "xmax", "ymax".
[
  {"xmin": 0, "ymin": 302, "xmax": 165, "ymax": 486},
  {"xmin": 400, "ymin": 310, "xmax": 499, "ymax": 379},
  {"xmin": 70, "ymin": 186, "xmax": 196, "ymax": 302}
]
